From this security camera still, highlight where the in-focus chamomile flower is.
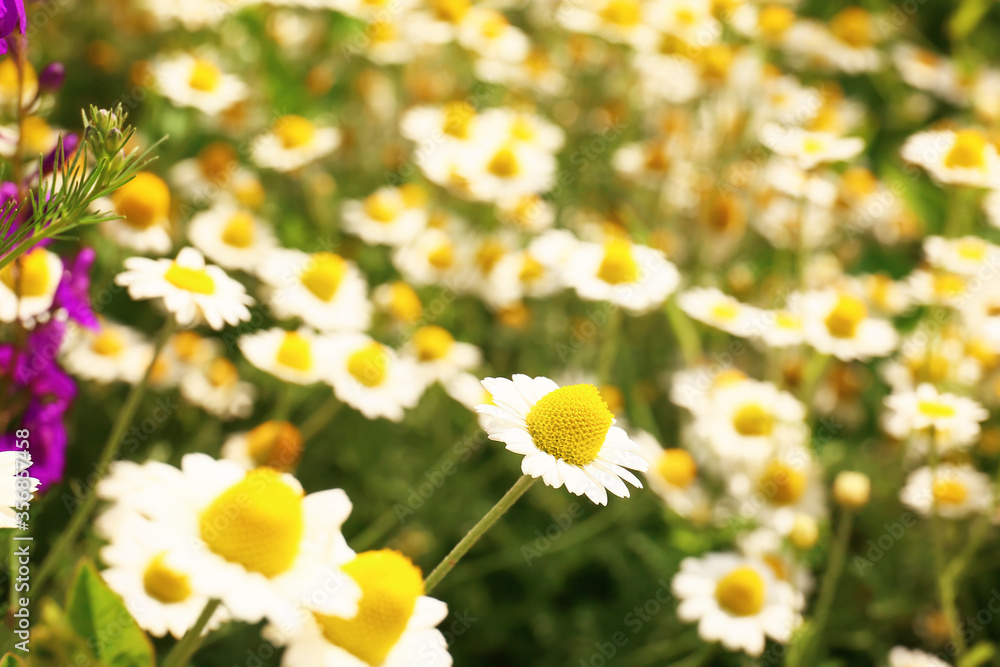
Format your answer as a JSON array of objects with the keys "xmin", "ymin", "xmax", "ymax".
[
  {"xmin": 180, "ymin": 357, "xmax": 256, "ymax": 420},
  {"xmin": 672, "ymin": 552, "xmax": 799, "ymax": 656},
  {"xmin": 153, "ymin": 53, "xmax": 248, "ymax": 115},
  {"xmin": 115, "ymin": 247, "xmax": 254, "ymax": 330},
  {"xmin": 404, "ymin": 325, "xmax": 481, "ymax": 386},
  {"xmin": 97, "ymin": 171, "xmax": 173, "ymax": 255},
  {"xmin": 761, "ymin": 123, "xmax": 864, "ymax": 170},
  {"xmin": 342, "ymin": 186, "xmax": 429, "ymax": 246},
  {"xmin": 888, "ymin": 647, "xmax": 951, "ymax": 667},
  {"xmin": 188, "ymin": 202, "xmax": 278, "ymax": 273},
  {"xmin": 798, "ymin": 289, "xmax": 898, "ymax": 360},
  {"xmin": 61, "ymin": 319, "xmax": 154, "ymax": 384},
  {"xmin": 268, "ymin": 549, "xmax": 452, "ymax": 667},
  {"xmin": 901, "ymin": 128, "xmax": 1000, "ymax": 188},
  {"xmin": 325, "ymin": 333, "xmax": 424, "ymax": 422},
  {"xmin": 0, "ymin": 246, "xmax": 63, "ymax": 322},
  {"xmin": 564, "ymin": 237, "xmax": 680, "ymax": 314},
  {"xmin": 883, "ymin": 383, "xmax": 988, "ymax": 452},
  {"xmin": 251, "ymin": 115, "xmax": 341, "ymax": 172},
  {"xmin": 475, "ymin": 375, "xmax": 649, "ymax": 505},
  {"xmin": 634, "ymin": 430, "xmax": 709, "ymax": 520},
  {"xmin": 258, "ymin": 249, "xmax": 372, "ymax": 332},
  {"xmin": 221, "ymin": 421, "xmax": 303, "ymax": 473},
  {"xmin": 240, "ymin": 327, "xmax": 330, "ymax": 385},
  {"xmin": 1, "ymin": 451, "xmax": 37, "ymax": 529},
  {"xmin": 99, "ymin": 514, "xmax": 230, "ymax": 638},
  {"xmin": 900, "ymin": 464, "xmax": 993, "ymax": 519},
  {"xmin": 678, "ymin": 287, "xmax": 762, "ymax": 337}
]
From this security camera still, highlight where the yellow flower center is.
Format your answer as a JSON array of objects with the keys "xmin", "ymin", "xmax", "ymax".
[
  {"xmin": 198, "ymin": 142, "xmax": 237, "ymax": 184},
  {"xmin": 142, "ymin": 553, "xmax": 192, "ymax": 604},
  {"xmin": 479, "ymin": 10, "xmax": 509, "ymax": 39},
  {"xmin": 442, "ymin": 101, "xmax": 475, "ymax": 139},
  {"xmin": 519, "ymin": 254, "xmax": 545, "ymax": 283},
  {"xmin": 732, "ymin": 403, "xmax": 774, "ymax": 437},
  {"xmin": 802, "ymin": 136, "xmax": 826, "ymax": 155},
  {"xmin": 775, "ymin": 311, "xmax": 800, "ymax": 330},
  {"xmin": 364, "ymin": 191, "xmax": 402, "ymax": 223},
  {"xmin": 112, "ymin": 172, "xmax": 170, "ymax": 230},
  {"xmin": 597, "ymin": 238, "xmax": 639, "ymax": 285},
  {"xmin": 934, "ymin": 273, "xmax": 966, "ymax": 299},
  {"xmin": 199, "ymin": 468, "xmax": 304, "ymax": 578},
  {"xmin": 398, "ymin": 183, "xmax": 427, "ymax": 208},
  {"xmin": 164, "ymin": 262, "xmax": 216, "ymax": 295},
  {"xmin": 476, "ymin": 239, "xmax": 507, "ymax": 274},
  {"xmin": 487, "ymin": 146, "xmax": 520, "ymax": 178},
  {"xmin": 830, "ymin": 7, "xmax": 874, "ymax": 47},
  {"xmin": 21, "ymin": 116, "xmax": 52, "ymax": 156},
  {"xmin": 600, "ymin": 0, "xmax": 641, "ymax": 27},
  {"xmin": 657, "ymin": 448, "xmax": 697, "ymax": 488},
  {"xmin": 710, "ymin": 301, "xmax": 740, "ymax": 322},
  {"xmin": 385, "ymin": 281, "xmax": 422, "ymax": 323},
  {"xmin": 525, "ymin": 385, "xmax": 613, "ymax": 467},
  {"xmin": 429, "ymin": 0, "xmax": 469, "ymax": 23},
  {"xmin": 412, "ymin": 325, "xmax": 454, "ymax": 362},
  {"xmin": 758, "ymin": 461, "xmax": 807, "ymax": 506},
  {"xmin": 314, "ymin": 550, "xmax": 424, "ymax": 666},
  {"xmin": 221, "ymin": 212, "xmax": 256, "ymax": 248},
  {"xmin": 275, "ymin": 115, "xmax": 316, "ymax": 149},
  {"xmin": 347, "ymin": 342, "xmax": 389, "ymax": 387},
  {"xmin": 917, "ymin": 399, "xmax": 956, "ymax": 419},
  {"xmin": 763, "ymin": 554, "xmax": 788, "ymax": 581},
  {"xmin": 300, "ymin": 252, "xmax": 348, "ymax": 302},
  {"xmin": 510, "ymin": 117, "xmax": 536, "ymax": 142},
  {"xmin": 0, "ymin": 248, "xmax": 51, "ymax": 297},
  {"xmin": 173, "ymin": 331, "xmax": 204, "ymax": 362},
  {"xmin": 944, "ymin": 130, "xmax": 988, "ymax": 171},
  {"xmin": 715, "ymin": 566, "xmax": 765, "ymax": 617},
  {"xmin": 276, "ymin": 331, "xmax": 313, "ymax": 371},
  {"xmin": 369, "ymin": 20, "xmax": 398, "ymax": 43},
  {"xmin": 956, "ymin": 238, "xmax": 987, "ymax": 261},
  {"xmin": 427, "ymin": 241, "xmax": 455, "ymax": 270},
  {"xmin": 188, "ymin": 59, "xmax": 222, "ymax": 92},
  {"xmin": 824, "ymin": 294, "xmax": 867, "ymax": 339},
  {"xmin": 758, "ymin": 5, "xmax": 795, "ymax": 37},
  {"xmin": 246, "ymin": 420, "xmax": 303, "ymax": 471},
  {"xmin": 91, "ymin": 329, "xmax": 126, "ymax": 357},
  {"xmin": 207, "ymin": 357, "xmax": 239, "ymax": 388},
  {"xmin": 932, "ymin": 477, "xmax": 968, "ymax": 506}
]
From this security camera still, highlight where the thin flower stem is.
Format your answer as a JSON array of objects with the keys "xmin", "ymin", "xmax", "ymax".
[
  {"xmin": 664, "ymin": 299, "xmax": 701, "ymax": 366},
  {"xmin": 35, "ymin": 318, "xmax": 175, "ymax": 595},
  {"xmin": 423, "ymin": 474, "xmax": 537, "ymax": 593},
  {"xmin": 596, "ymin": 306, "xmax": 623, "ymax": 385},
  {"xmin": 298, "ymin": 394, "xmax": 343, "ymax": 442},
  {"xmin": 161, "ymin": 598, "xmax": 222, "ymax": 667},
  {"xmin": 807, "ymin": 508, "xmax": 854, "ymax": 662},
  {"xmin": 799, "ymin": 352, "xmax": 831, "ymax": 406},
  {"xmin": 927, "ymin": 434, "xmax": 966, "ymax": 661}
]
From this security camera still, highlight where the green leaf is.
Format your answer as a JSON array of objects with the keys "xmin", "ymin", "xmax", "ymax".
[
  {"xmin": 65, "ymin": 561, "xmax": 155, "ymax": 667},
  {"xmin": 958, "ymin": 642, "xmax": 995, "ymax": 667},
  {"xmin": 0, "ymin": 653, "xmax": 25, "ymax": 667},
  {"xmin": 949, "ymin": 0, "xmax": 992, "ymax": 40}
]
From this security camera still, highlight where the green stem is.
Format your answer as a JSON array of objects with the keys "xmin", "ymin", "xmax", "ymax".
[
  {"xmin": 807, "ymin": 508, "xmax": 854, "ymax": 662},
  {"xmin": 162, "ymin": 598, "xmax": 221, "ymax": 667},
  {"xmin": 423, "ymin": 474, "xmax": 537, "ymax": 593},
  {"xmin": 927, "ymin": 435, "xmax": 966, "ymax": 661},
  {"xmin": 351, "ymin": 510, "xmax": 400, "ymax": 552},
  {"xmin": 596, "ymin": 307, "xmax": 623, "ymax": 384},
  {"xmin": 799, "ymin": 352, "xmax": 831, "ymax": 406},
  {"xmin": 34, "ymin": 318, "xmax": 175, "ymax": 595},
  {"xmin": 665, "ymin": 299, "xmax": 701, "ymax": 366},
  {"xmin": 298, "ymin": 394, "xmax": 343, "ymax": 442}
]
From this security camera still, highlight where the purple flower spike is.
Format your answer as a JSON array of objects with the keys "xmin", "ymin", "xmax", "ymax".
[
  {"xmin": 54, "ymin": 246, "xmax": 98, "ymax": 329},
  {"xmin": 42, "ymin": 132, "xmax": 79, "ymax": 176}
]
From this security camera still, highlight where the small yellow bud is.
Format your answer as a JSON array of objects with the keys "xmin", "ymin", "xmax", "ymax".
[
  {"xmin": 789, "ymin": 514, "xmax": 819, "ymax": 550},
  {"xmin": 833, "ymin": 471, "xmax": 870, "ymax": 508}
]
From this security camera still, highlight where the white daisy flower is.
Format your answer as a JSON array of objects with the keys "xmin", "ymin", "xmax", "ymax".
[
  {"xmin": 477, "ymin": 108, "xmax": 565, "ymax": 154},
  {"xmin": 188, "ymin": 202, "xmax": 278, "ymax": 273},
  {"xmin": 760, "ymin": 123, "xmax": 865, "ymax": 171},
  {"xmin": 883, "ymin": 383, "xmax": 988, "ymax": 452},
  {"xmin": 392, "ymin": 227, "xmax": 463, "ymax": 287},
  {"xmin": 403, "ymin": 325, "xmax": 481, "ymax": 386},
  {"xmin": 61, "ymin": 319, "xmax": 154, "ymax": 385},
  {"xmin": 168, "ymin": 142, "xmax": 250, "ymax": 205},
  {"xmin": 140, "ymin": 0, "xmax": 240, "ymax": 30},
  {"xmin": 257, "ymin": 248, "xmax": 372, "ymax": 332},
  {"xmin": 342, "ymin": 186, "xmax": 429, "ymax": 246},
  {"xmin": 783, "ymin": 9, "xmax": 882, "ymax": 74},
  {"xmin": 251, "ymin": 115, "xmax": 341, "ymax": 172},
  {"xmin": 756, "ymin": 310, "xmax": 805, "ymax": 348},
  {"xmin": 475, "ymin": 375, "xmax": 649, "ymax": 505},
  {"xmin": 900, "ymin": 464, "xmax": 993, "ymax": 519},
  {"xmin": 888, "ymin": 646, "xmax": 951, "ymax": 667},
  {"xmin": 1, "ymin": 451, "xmax": 37, "ymax": 529},
  {"xmin": 97, "ymin": 171, "xmax": 174, "ymax": 255},
  {"xmin": 0, "ymin": 116, "xmax": 64, "ymax": 159},
  {"xmin": 266, "ymin": 549, "xmax": 452, "ymax": 667},
  {"xmin": 672, "ymin": 552, "xmax": 799, "ymax": 656},
  {"xmin": 728, "ymin": 446, "xmax": 827, "ymax": 536},
  {"xmin": 737, "ymin": 528, "xmax": 813, "ymax": 610},
  {"xmin": 457, "ymin": 8, "xmax": 530, "ymax": 62},
  {"xmin": 0, "ymin": 246, "xmax": 63, "ymax": 323},
  {"xmin": 564, "ymin": 237, "xmax": 681, "ymax": 314},
  {"xmin": 373, "ymin": 281, "xmax": 423, "ymax": 326},
  {"xmin": 495, "ymin": 194, "xmax": 556, "ymax": 233},
  {"xmin": 152, "ymin": 53, "xmax": 247, "ymax": 115},
  {"xmin": 923, "ymin": 235, "xmax": 1000, "ymax": 276},
  {"xmin": 634, "ymin": 430, "xmax": 710, "ymax": 521},
  {"xmin": 558, "ymin": 0, "xmax": 659, "ymax": 50},
  {"xmin": 901, "ymin": 128, "xmax": 1000, "ymax": 188},
  {"xmin": 115, "ymin": 247, "xmax": 254, "ymax": 330},
  {"xmin": 180, "ymin": 357, "xmax": 256, "ymax": 421},
  {"xmin": 221, "ymin": 421, "xmax": 303, "ymax": 472},
  {"xmin": 678, "ymin": 287, "xmax": 763, "ymax": 338},
  {"xmin": 325, "ymin": 333, "xmax": 424, "ymax": 422},
  {"xmin": 892, "ymin": 44, "xmax": 966, "ymax": 105},
  {"xmin": 148, "ymin": 331, "xmax": 219, "ymax": 390},
  {"xmin": 240, "ymin": 327, "xmax": 331, "ymax": 385},
  {"xmin": 798, "ymin": 289, "xmax": 898, "ymax": 361},
  {"xmin": 487, "ymin": 248, "xmax": 564, "ymax": 307},
  {"xmin": 458, "ymin": 138, "xmax": 558, "ymax": 203}
]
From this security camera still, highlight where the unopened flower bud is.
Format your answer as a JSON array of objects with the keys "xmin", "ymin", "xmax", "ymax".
[
  {"xmin": 789, "ymin": 514, "xmax": 819, "ymax": 549},
  {"xmin": 38, "ymin": 62, "xmax": 66, "ymax": 92},
  {"xmin": 245, "ymin": 420, "xmax": 303, "ymax": 472},
  {"xmin": 833, "ymin": 471, "xmax": 871, "ymax": 508}
]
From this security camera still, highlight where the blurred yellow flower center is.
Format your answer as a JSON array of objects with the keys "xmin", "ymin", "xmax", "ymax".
[
  {"xmin": 91, "ymin": 329, "xmax": 125, "ymax": 357},
  {"xmin": 348, "ymin": 342, "xmax": 389, "ymax": 387},
  {"xmin": 510, "ymin": 117, "xmax": 536, "ymax": 142},
  {"xmin": 188, "ymin": 59, "xmax": 222, "ymax": 92},
  {"xmin": 488, "ymin": 147, "xmax": 520, "ymax": 178},
  {"xmin": 369, "ymin": 20, "xmax": 397, "ymax": 43},
  {"xmin": 386, "ymin": 282, "xmax": 422, "ymax": 323},
  {"xmin": 715, "ymin": 566, "xmax": 765, "ymax": 616},
  {"xmin": 430, "ymin": 0, "xmax": 469, "ymax": 24},
  {"xmin": 710, "ymin": 301, "xmax": 740, "ymax": 322},
  {"xmin": 933, "ymin": 273, "xmax": 966, "ymax": 298},
  {"xmin": 944, "ymin": 130, "xmax": 988, "ymax": 171},
  {"xmin": 113, "ymin": 172, "xmax": 170, "ymax": 230},
  {"xmin": 443, "ymin": 101, "xmax": 475, "ymax": 139},
  {"xmin": 413, "ymin": 325, "xmax": 454, "ymax": 362},
  {"xmin": 932, "ymin": 477, "xmax": 968, "ymax": 506},
  {"xmin": 398, "ymin": 183, "xmax": 427, "ymax": 208},
  {"xmin": 917, "ymin": 399, "xmax": 956, "ymax": 419},
  {"xmin": 763, "ymin": 554, "xmax": 788, "ymax": 581},
  {"xmin": 657, "ymin": 448, "xmax": 697, "ymax": 488},
  {"xmin": 275, "ymin": 115, "xmax": 316, "ymax": 149},
  {"xmin": 0, "ymin": 248, "xmax": 51, "ymax": 297},
  {"xmin": 208, "ymin": 357, "xmax": 239, "ymax": 387},
  {"xmin": 300, "ymin": 252, "xmax": 348, "ymax": 302},
  {"xmin": 600, "ymin": 0, "xmax": 641, "ymax": 27},
  {"xmin": 476, "ymin": 239, "xmax": 507, "ymax": 274},
  {"xmin": 164, "ymin": 263, "xmax": 216, "ymax": 295},
  {"xmin": 479, "ymin": 11, "xmax": 509, "ymax": 39},
  {"xmin": 956, "ymin": 238, "xmax": 987, "ymax": 261},
  {"xmin": 314, "ymin": 550, "xmax": 424, "ymax": 665},
  {"xmin": 142, "ymin": 553, "xmax": 192, "ymax": 604},
  {"xmin": 428, "ymin": 241, "xmax": 455, "ymax": 270},
  {"xmin": 173, "ymin": 331, "xmax": 204, "ymax": 362},
  {"xmin": 802, "ymin": 136, "xmax": 826, "ymax": 155},
  {"xmin": 597, "ymin": 238, "xmax": 639, "ymax": 285},
  {"xmin": 21, "ymin": 116, "xmax": 52, "ymax": 156},
  {"xmin": 519, "ymin": 254, "xmax": 545, "ymax": 283},
  {"xmin": 830, "ymin": 7, "xmax": 874, "ymax": 47},
  {"xmin": 824, "ymin": 294, "xmax": 867, "ymax": 339},
  {"xmin": 276, "ymin": 331, "xmax": 313, "ymax": 371},
  {"xmin": 0, "ymin": 59, "xmax": 36, "ymax": 97},
  {"xmin": 198, "ymin": 141, "xmax": 237, "ymax": 184},
  {"xmin": 759, "ymin": 461, "xmax": 806, "ymax": 505},
  {"xmin": 526, "ymin": 384, "xmax": 613, "ymax": 466},
  {"xmin": 199, "ymin": 468, "xmax": 304, "ymax": 578},
  {"xmin": 246, "ymin": 420, "xmax": 303, "ymax": 471},
  {"xmin": 775, "ymin": 311, "xmax": 800, "ymax": 330},
  {"xmin": 221, "ymin": 212, "xmax": 256, "ymax": 248},
  {"xmin": 732, "ymin": 403, "xmax": 774, "ymax": 437},
  {"xmin": 365, "ymin": 191, "xmax": 402, "ymax": 223},
  {"xmin": 758, "ymin": 5, "xmax": 795, "ymax": 37}
]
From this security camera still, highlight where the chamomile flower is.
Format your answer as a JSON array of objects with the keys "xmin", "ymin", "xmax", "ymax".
[
  {"xmin": 221, "ymin": 421, "xmax": 303, "ymax": 473},
  {"xmin": 783, "ymin": 8, "xmax": 882, "ymax": 74},
  {"xmin": 188, "ymin": 203, "xmax": 278, "ymax": 273},
  {"xmin": 892, "ymin": 44, "xmax": 966, "ymax": 105},
  {"xmin": 798, "ymin": 289, "xmax": 898, "ymax": 360},
  {"xmin": 457, "ymin": 8, "xmax": 530, "ymax": 62},
  {"xmin": 900, "ymin": 464, "xmax": 993, "ymax": 519},
  {"xmin": 240, "ymin": 328, "xmax": 331, "ymax": 385},
  {"xmin": 99, "ymin": 514, "xmax": 230, "ymax": 638},
  {"xmin": 495, "ymin": 194, "xmax": 556, "ymax": 233},
  {"xmin": 729, "ymin": 447, "xmax": 827, "ymax": 535},
  {"xmin": 901, "ymin": 128, "xmax": 1000, "ymax": 188},
  {"xmin": 97, "ymin": 171, "xmax": 173, "ymax": 255},
  {"xmin": 403, "ymin": 325, "xmax": 481, "ymax": 386},
  {"xmin": 61, "ymin": 319, "xmax": 154, "ymax": 384},
  {"xmin": 888, "ymin": 647, "xmax": 951, "ymax": 667},
  {"xmin": 169, "ymin": 142, "xmax": 247, "ymax": 204},
  {"xmin": 115, "ymin": 247, "xmax": 254, "ymax": 330},
  {"xmin": 672, "ymin": 552, "xmax": 799, "ymax": 656},
  {"xmin": 0, "ymin": 246, "xmax": 63, "ymax": 322},
  {"xmin": 757, "ymin": 310, "xmax": 805, "ymax": 348},
  {"xmin": 150, "ymin": 331, "xmax": 219, "ymax": 390},
  {"xmin": 487, "ymin": 248, "xmax": 564, "ymax": 306},
  {"xmin": 634, "ymin": 430, "xmax": 709, "ymax": 520},
  {"xmin": 475, "ymin": 375, "xmax": 649, "ymax": 505},
  {"xmin": 251, "ymin": 115, "xmax": 341, "ymax": 172},
  {"xmin": 325, "ymin": 333, "xmax": 424, "ymax": 422},
  {"xmin": 0, "ymin": 116, "xmax": 64, "ymax": 159},
  {"xmin": 1, "ymin": 451, "xmax": 37, "ymax": 529},
  {"xmin": 558, "ymin": 0, "xmax": 659, "ymax": 50},
  {"xmin": 257, "ymin": 249, "xmax": 372, "ymax": 332},
  {"xmin": 342, "ymin": 186, "xmax": 429, "ymax": 246},
  {"xmin": 923, "ymin": 235, "xmax": 1000, "ymax": 276},
  {"xmin": 678, "ymin": 287, "xmax": 763, "ymax": 338},
  {"xmin": 373, "ymin": 281, "xmax": 423, "ymax": 325},
  {"xmin": 153, "ymin": 53, "xmax": 247, "ymax": 115},
  {"xmin": 460, "ymin": 139, "xmax": 558, "ymax": 203},
  {"xmin": 140, "ymin": 0, "xmax": 240, "ymax": 30},
  {"xmin": 268, "ymin": 550, "xmax": 452, "ymax": 667},
  {"xmin": 180, "ymin": 357, "xmax": 256, "ymax": 420},
  {"xmin": 760, "ymin": 123, "xmax": 864, "ymax": 170},
  {"xmin": 883, "ymin": 383, "xmax": 988, "ymax": 452},
  {"xmin": 392, "ymin": 227, "xmax": 463, "ymax": 286},
  {"xmin": 564, "ymin": 237, "xmax": 681, "ymax": 314}
]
